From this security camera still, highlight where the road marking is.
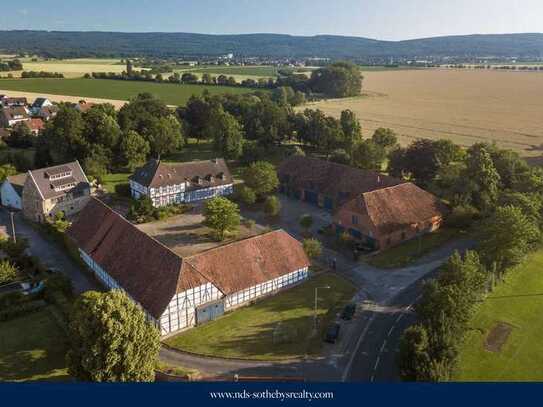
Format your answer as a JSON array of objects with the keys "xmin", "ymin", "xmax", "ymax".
[
  {"xmin": 387, "ymin": 325, "xmax": 395, "ymax": 337},
  {"xmin": 379, "ymin": 341, "xmax": 387, "ymax": 354},
  {"xmin": 373, "ymin": 356, "xmax": 381, "ymax": 371},
  {"xmin": 341, "ymin": 311, "xmax": 376, "ymax": 382}
]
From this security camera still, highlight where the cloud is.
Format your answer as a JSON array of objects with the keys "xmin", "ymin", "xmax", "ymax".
[{"xmin": 18, "ymin": 9, "xmax": 29, "ymax": 16}]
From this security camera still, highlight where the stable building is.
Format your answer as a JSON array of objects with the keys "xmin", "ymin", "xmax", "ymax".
[
  {"xmin": 278, "ymin": 155, "xmax": 403, "ymax": 212},
  {"xmin": 334, "ymin": 183, "xmax": 449, "ymax": 250},
  {"xmin": 129, "ymin": 159, "xmax": 234, "ymax": 207},
  {"xmin": 67, "ymin": 198, "xmax": 310, "ymax": 336}
]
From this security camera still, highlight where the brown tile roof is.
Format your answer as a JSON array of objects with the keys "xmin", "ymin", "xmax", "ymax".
[
  {"xmin": 28, "ymin": 118, "xmax": 45, "ymax": 132},
  {"xmin": 28, "ymin": 161, "xmax": 90, "ymax": 200},
  {"xmin": 278, "ymin": 156, "xmax": 403, "ymax": 206},
  {"xmin": 0, "ymin": 128, "xmax": 10, "ymax": 139},
  {"xmin": 184, "ymin": 230, "xmax": 310, "ymax": 295},
  {"xmin": 67, "ymin": 198, "xmax": 310, "ymax": 318},
  {"xmin": 129, "ymin": 159, "xmax": 233, "ymax": 190},
  {"xmin": 67, "ymin": 198, "xmax": 209, "ymax": 319},
  {"xmin": 342, "ymin": 183, "xmax": 449, "ymax": 236},
  {"xmin": 6, "ymin": 173, "xmax": 27, "ymax": 196},
  {"xmin": 1, "ymin": 106, "xmax": 29, "ymax": 122}
]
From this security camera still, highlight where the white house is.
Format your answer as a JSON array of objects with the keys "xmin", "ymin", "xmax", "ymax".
[
  {"xmin": 31, "ymin": 98, "xmax": 53, "ymax": 116},
  {"xmin": 129, "ymin": 159, "xmax": 234, "ymax": 207},
  {"xmin": 67, "ymin": 198, "xmax": 311, "ymax": 336},
  {"xmin": 1, "ymin": 174, "xmax": 27, "ymax": 210}
]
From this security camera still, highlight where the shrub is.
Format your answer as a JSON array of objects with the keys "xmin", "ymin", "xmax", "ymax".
[
  {"xmin": 445, "ymin": 205, "xmax": 479, "ymax": 229},
  {"xmin": 235, "ymin": 185, "xmax": 257, "ymax": 205},
  {"xmin": 263, "ymin": 195, "xmax": 281, "ymax": 217},
  {"xmin": 0, "ymin": 260, "xmax": 18, "ymax": 284},
  {"xmin": 303, "ymin": 238, "xmax": 322, "ymax": 259},
  {"xmin": 299, "ymin": 214, "xmax": 314, "ymax": 231}
]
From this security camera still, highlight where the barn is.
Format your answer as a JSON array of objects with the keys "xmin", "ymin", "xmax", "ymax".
[{"xmin": 67, "ymin": 198, "xmax": 310, "ymax": 336}]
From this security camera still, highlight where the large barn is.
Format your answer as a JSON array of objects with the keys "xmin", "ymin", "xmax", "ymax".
[{"xmin": 67, "ymin": 198, "xmax": 310, "ymax": 336}]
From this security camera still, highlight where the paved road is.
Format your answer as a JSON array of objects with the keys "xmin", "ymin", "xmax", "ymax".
[{"xmin": 0, "ymin": 209, "xmax": 100, "ymax": 294}]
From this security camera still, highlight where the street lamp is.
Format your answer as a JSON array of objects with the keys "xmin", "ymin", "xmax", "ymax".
[
  {"xmin": 314, "ymin": 285, "xmax": 331, "ymax": 331},
  {"xmin": 9, "ymin": 211, "xmax": 16, "ymax": 243}
]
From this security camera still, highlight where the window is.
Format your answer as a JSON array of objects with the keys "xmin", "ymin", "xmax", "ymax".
[
  {"xmin": 401, "ymin": 232, "xmax": 406, "ymax": 240},
  {"xmin": 352, "ymin": 215, "xmax": 359, "ymax": 225}
]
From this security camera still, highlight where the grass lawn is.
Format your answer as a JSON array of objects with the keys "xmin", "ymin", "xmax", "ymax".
[
  {"xmin": 0, "ymin": 307, "xmax": 70, "ymax": 382},
  {"xmin": 0, "ymin": 78, "xmax": 257, "ymax": 106},
  {"xmin": 366, "ymin": 228, "xmax": 460, "ymax": 269},
  {"xmin": 165, "ymin": 273, "xmax": 356, "ymax": 360},
  {"xmin": 101, "ymin": 172, "xmax": 131, "ymax": 194},
  {"xmin": 454, "ymin": 250, "xmax": 543, "ymax": 381}
]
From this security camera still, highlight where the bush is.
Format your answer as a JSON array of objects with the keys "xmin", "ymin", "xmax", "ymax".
[
  {"xmin": 114, "ymin": 183, "xmax": 131, "ymax": 197},
  {"xmin": 235, "ymin": 185, "xmax": 257, "ymax": 205},
  {"xmin": 299, "ymin": 214, "xmax": 314, "ymax": 231},
  {"xmin": 263, "ymin": 195, "xmax": 281, "ymax": 217},
  {"xmin": 303, "ymin": 238, "xmax": 322, "ymax": 259},
  {"xmin": 445, "ymin": 205, "xmax": 479, "ymax": 229},
  {"xmin": 0, "ymin": 260, "xmax": 18, "ymax": 284}
]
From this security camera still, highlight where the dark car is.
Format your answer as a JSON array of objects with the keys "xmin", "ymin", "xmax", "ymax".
[
  {"xmin": 324, "ymin": 323, "xmax": 341, "ymax": 343},
  {"xmin": 341, "ymin": 303, "xmax": 356, "ymax": 320}
]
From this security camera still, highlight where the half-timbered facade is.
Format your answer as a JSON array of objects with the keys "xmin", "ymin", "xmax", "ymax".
[
  {"xmin": 129, "ymin": 159, "xmax": 234, "ymax": 207},
  {"xmin": 68, "ymin": 198, "xmax": 310, "ymax": 336}
]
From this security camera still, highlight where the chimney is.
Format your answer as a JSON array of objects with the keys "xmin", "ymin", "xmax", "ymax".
[{"xmin": 377, "ymin": 175, "xmax": 381, "ymax": 184}]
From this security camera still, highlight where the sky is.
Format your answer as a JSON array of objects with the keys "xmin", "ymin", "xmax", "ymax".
[{"xmin": 1, "ymin": 0, "xmax": 542, "ymax": 41}]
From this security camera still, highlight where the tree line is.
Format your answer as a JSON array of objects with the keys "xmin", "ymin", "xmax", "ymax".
[
  {"xmin": 397, "ymin": 140, "xmax": 543, "ymax": 381},
  {"xmin": 0, "ymin": 59, "xmax": 23, "ymax": 72}
]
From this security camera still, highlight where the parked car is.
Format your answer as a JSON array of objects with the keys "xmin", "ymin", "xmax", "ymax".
[
  {"xmin": 341, "ymin": 303, "xmax": 356, "ymax": 320},
  {"xmin": 324, "ymin": 323, "xmax": 341, "ymax": 343}
]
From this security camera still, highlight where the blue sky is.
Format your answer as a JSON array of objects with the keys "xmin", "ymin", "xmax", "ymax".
[{"xmin": 2, "ymin": 0, "xmax": 542, "ymax": 40}]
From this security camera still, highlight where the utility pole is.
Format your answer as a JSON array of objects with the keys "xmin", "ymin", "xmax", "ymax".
[{"xmin": 10, "ymin": 211, "xmax": 16, "ymax": 243}]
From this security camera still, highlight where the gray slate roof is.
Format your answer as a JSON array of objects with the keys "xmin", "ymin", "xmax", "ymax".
[{"xmin": 28, "ymin": 161, "xmax": 90, "ymax": 200}]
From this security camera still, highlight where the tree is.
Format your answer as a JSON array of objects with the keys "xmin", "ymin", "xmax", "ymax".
[
  {"xmin": 465, "ymin": 144, "xmax": 501, "ymax": 213},
  {"xmin": 235, "ymin": 185, "xmax": 257, "ymax": 205},
  {"xmin": 340, "ymin": 109, "xmax": 362, "ymax": 159},
  {"xmin": 66, "ymin": 290, "xmax": 160, "ymax": 382},
  {"xmin": 372, "ymin": 128, "xmax": 398, "ymax": 150},
  {"xmin": 398, "ymin": 324, "xmax": 432, "ymax": 381},
  {"xmin": 209, "ymin": 107, "xmax": 244, "ymax": 159},
  {"xmin": 0, "ymin": 260, "xmax": 18, "ymax": 284},
  {"xmin": 309, "ymin": 62, "xmax": 362, "ymax": 98},
  {"xmin": 299, "ymin": 214, "xmax": 314, "ymax": 233},
  {"xmin": 83, "ymin": 145, "xmax": 109, "ymax": 182},
  {"xmin": 144, "ymin": 116, "xmax": 183, "ymax": 159},
  {"xmin": 352, "ymin": 140, "xmax": 387, "ymax": 171},
  {"xmin": 203, "ymin": 197, "xmax": 240, "ymax": 241},
  {"xmin": 118, "ymin": 93, "xmax": 171, "ymax": 134},
  {"xmin": 242, "ymin": 161, "xmax": 279, "ymax": 198},
  {"xmin": 181, "ymin": 72, "xmax": 199, "ymax": 84},
  {"xmin": 303, "ymin": 238, "xmax": 322, "ymax": 259},
  {"xmin": 0, "ymin": 164, "xmax": 17, "ymax": 182},
  {"xmin": 479, "ymin": 205, "xmax": 540, "ymax": 277},
  {"xmin": 120, "ymin": 130, "xmax": 151, "ymax": 171},
  {"xmin": 7, "ymin": 122, "xmax": 34, "ymax": 148},
  {"xmin": 263, "ymin": 195, "xmax": 281, "ymax": 217},
  {"xmin": 83, "ymin": 108, "xmax": 121, "ymax": 153},
  {"xmin": 127, "ymin": 196, "xmax": 156, "ymax": 224}
]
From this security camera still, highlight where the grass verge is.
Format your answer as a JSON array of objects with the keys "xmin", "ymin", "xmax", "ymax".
[
  {"xmin": 165, "ymin": 273, "xmax": 356, "ymax": 360},
  {"xmin": 366, "ymin": 228, "xmax": 460, "ymax": 269},
  {"xmin": 454, "ymin": 249, "xmax": 543, "ymax": 381},
  {"xmin": 0, "ymin": 306, "xmax": 70, "ymax": 381}
]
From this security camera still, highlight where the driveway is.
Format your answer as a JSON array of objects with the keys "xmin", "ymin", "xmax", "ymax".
[{"xmin": 0, "ymin": 208, "xmax": 100, "ymax": 294}]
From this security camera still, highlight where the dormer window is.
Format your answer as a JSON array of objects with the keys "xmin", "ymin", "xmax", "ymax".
[
  {"xmin": 217, "ymin": 172, "xmax": 226, "ymax": 181},
  {"xmin": 194, "ymin": 176, "xmax": 202, "ymax": 185},
  {"xmin": 206, "ymin": 174, "xmax": 214, "ymax": 182},
  {"xmin": 45, "ymin": 166, "xmax": 73, "ymax": 181}
]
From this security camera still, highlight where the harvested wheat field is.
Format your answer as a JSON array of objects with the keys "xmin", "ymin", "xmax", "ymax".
[{"xmin": 309, "ymin": 69, "xmax": 543, "ymax": 159}]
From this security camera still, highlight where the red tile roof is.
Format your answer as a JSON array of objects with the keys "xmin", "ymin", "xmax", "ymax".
[
  {"xmin": 278, "ymin": 155, "xmax": 403, "ymax": 206},
  {"xmin": 28, "ymin": 118, "xmax": 45, "ymax": 132},
  {"xmin": 341, "ymin": 183, "xmax": 449, "ymax": 236},
  {"xmin": 68, "ymin": 198, "xmax": 310, "ymax": 319}
]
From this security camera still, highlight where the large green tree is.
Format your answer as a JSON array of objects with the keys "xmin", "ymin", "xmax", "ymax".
[
  {"xmin": 203, "ymin": 197, "xmax": 241, "ymax": 241},
  {"xmin": 144, "ymin": 116, "xmax": 183, "ymax": 159},
  {"xmin": 242, "ymin": 161, "xmax": 279, "ymax": 198},
  {"xmin": 209, "ymin": 106, "xmax": 244, "ymax": 159},
  {"xmin": 66, "ymin": 290, "xmax": 160, "ymax": 382},
  {"xmin": 340, "ymin": 109, "xmax": 362, "ymax": 159},
  {"xmin": 120, "ymin": 130, "xmax": 151, "ymax": 171},
  {"xmin": 464, "ymin": 144, "xmax": 501, "ymax": 213},
  {"xmin": 309, "ymin": 62, "xmax": 362, "ymax": 98}
]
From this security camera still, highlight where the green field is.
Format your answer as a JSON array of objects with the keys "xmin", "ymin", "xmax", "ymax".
[
  {"xmin": 0, "ymin": 78, "xmax": 257, "ymax": 106},
  {"xmin": 455, "ymin": 249, "xmax": 543, "ymax": 381},
  {"xmin": 190, "ymin": 66, "xmax": 279, "ymax": 77},
  {"xmin": 0, "ymin": 307, "xmax": 70, "ymax": 381},
  {"xmin": 165, "ymin": 273, "xmax": 356, "ymax": 360}
]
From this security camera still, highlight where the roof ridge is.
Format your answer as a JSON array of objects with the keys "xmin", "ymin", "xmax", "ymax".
[{"xmin": 361, "ymin": 181, "xmax": 411, "ymax": 197}]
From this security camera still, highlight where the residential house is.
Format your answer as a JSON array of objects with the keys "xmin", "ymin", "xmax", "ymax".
[
  {"xmin": 31, "ymin": 98, "xmax": 53, "ymax": 115},
  {"xmin": 277, "ymin": 155, "xmax": 403, "ymax": 211},
  {"xmin": 67, "ymin": 198, "xmax": 310, "ymax": 335},
  {"xmin": 22, "ymin": 161, "xmax": 92, "ymax": 222},
  {"xmin": 129, "ymin": 159, "xmax": 234, "ymax": 207},
  {"xmin": 1, "ymin": 97, "xmax": 27, "ymax": 107},
  {"xmin": 35, "ymin": 106, "xmax": 58, "ymax": 121},
  {"xmin": 0, "ymin": 128, "xmax": 10, "ymax": 140},
  {"xmin": 75, "ymin": 101, "xmax": 95, "ymax": 113},
  {"xmin": 28, "ymin": 118, "xmax": 45, "ymax": 135},
  {"xmin": 0, "ymin": 106, "xmax": 30, "ymax": 128},
  {"xmin": 334, "ymin": 183, "xmax": 449, "ymax": 250},
  {"xmin": 1, "ymin": 173, "xmax": 27, "ymax": 210}
]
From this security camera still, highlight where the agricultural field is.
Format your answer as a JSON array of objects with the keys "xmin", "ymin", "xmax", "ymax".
[
  {"xmin": 309, "ymin": 69, "xmax": 543, "ymax": 159},
  {"xmin": 455, "ymin": 250, "xmax": 543, "ymax": 381},
  {"xmin": 0, "ymin": 78, "xmax": 256, "ymax": 106},
  {"xmin": 1, "ymin": 58, "xmax": 127, "ymax": 79},
  {"xmin": 190, "ymin": 65, "xmax": 279, "ymax": 77}
]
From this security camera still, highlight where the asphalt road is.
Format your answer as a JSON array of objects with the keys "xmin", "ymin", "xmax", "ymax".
[
  {"xmin": 0, "ymin": 208, "xmax": 100, "ymax": 294},
  {"xmin": 344, "ymin": 270, "xmax": 439, "ymax": 382}
]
